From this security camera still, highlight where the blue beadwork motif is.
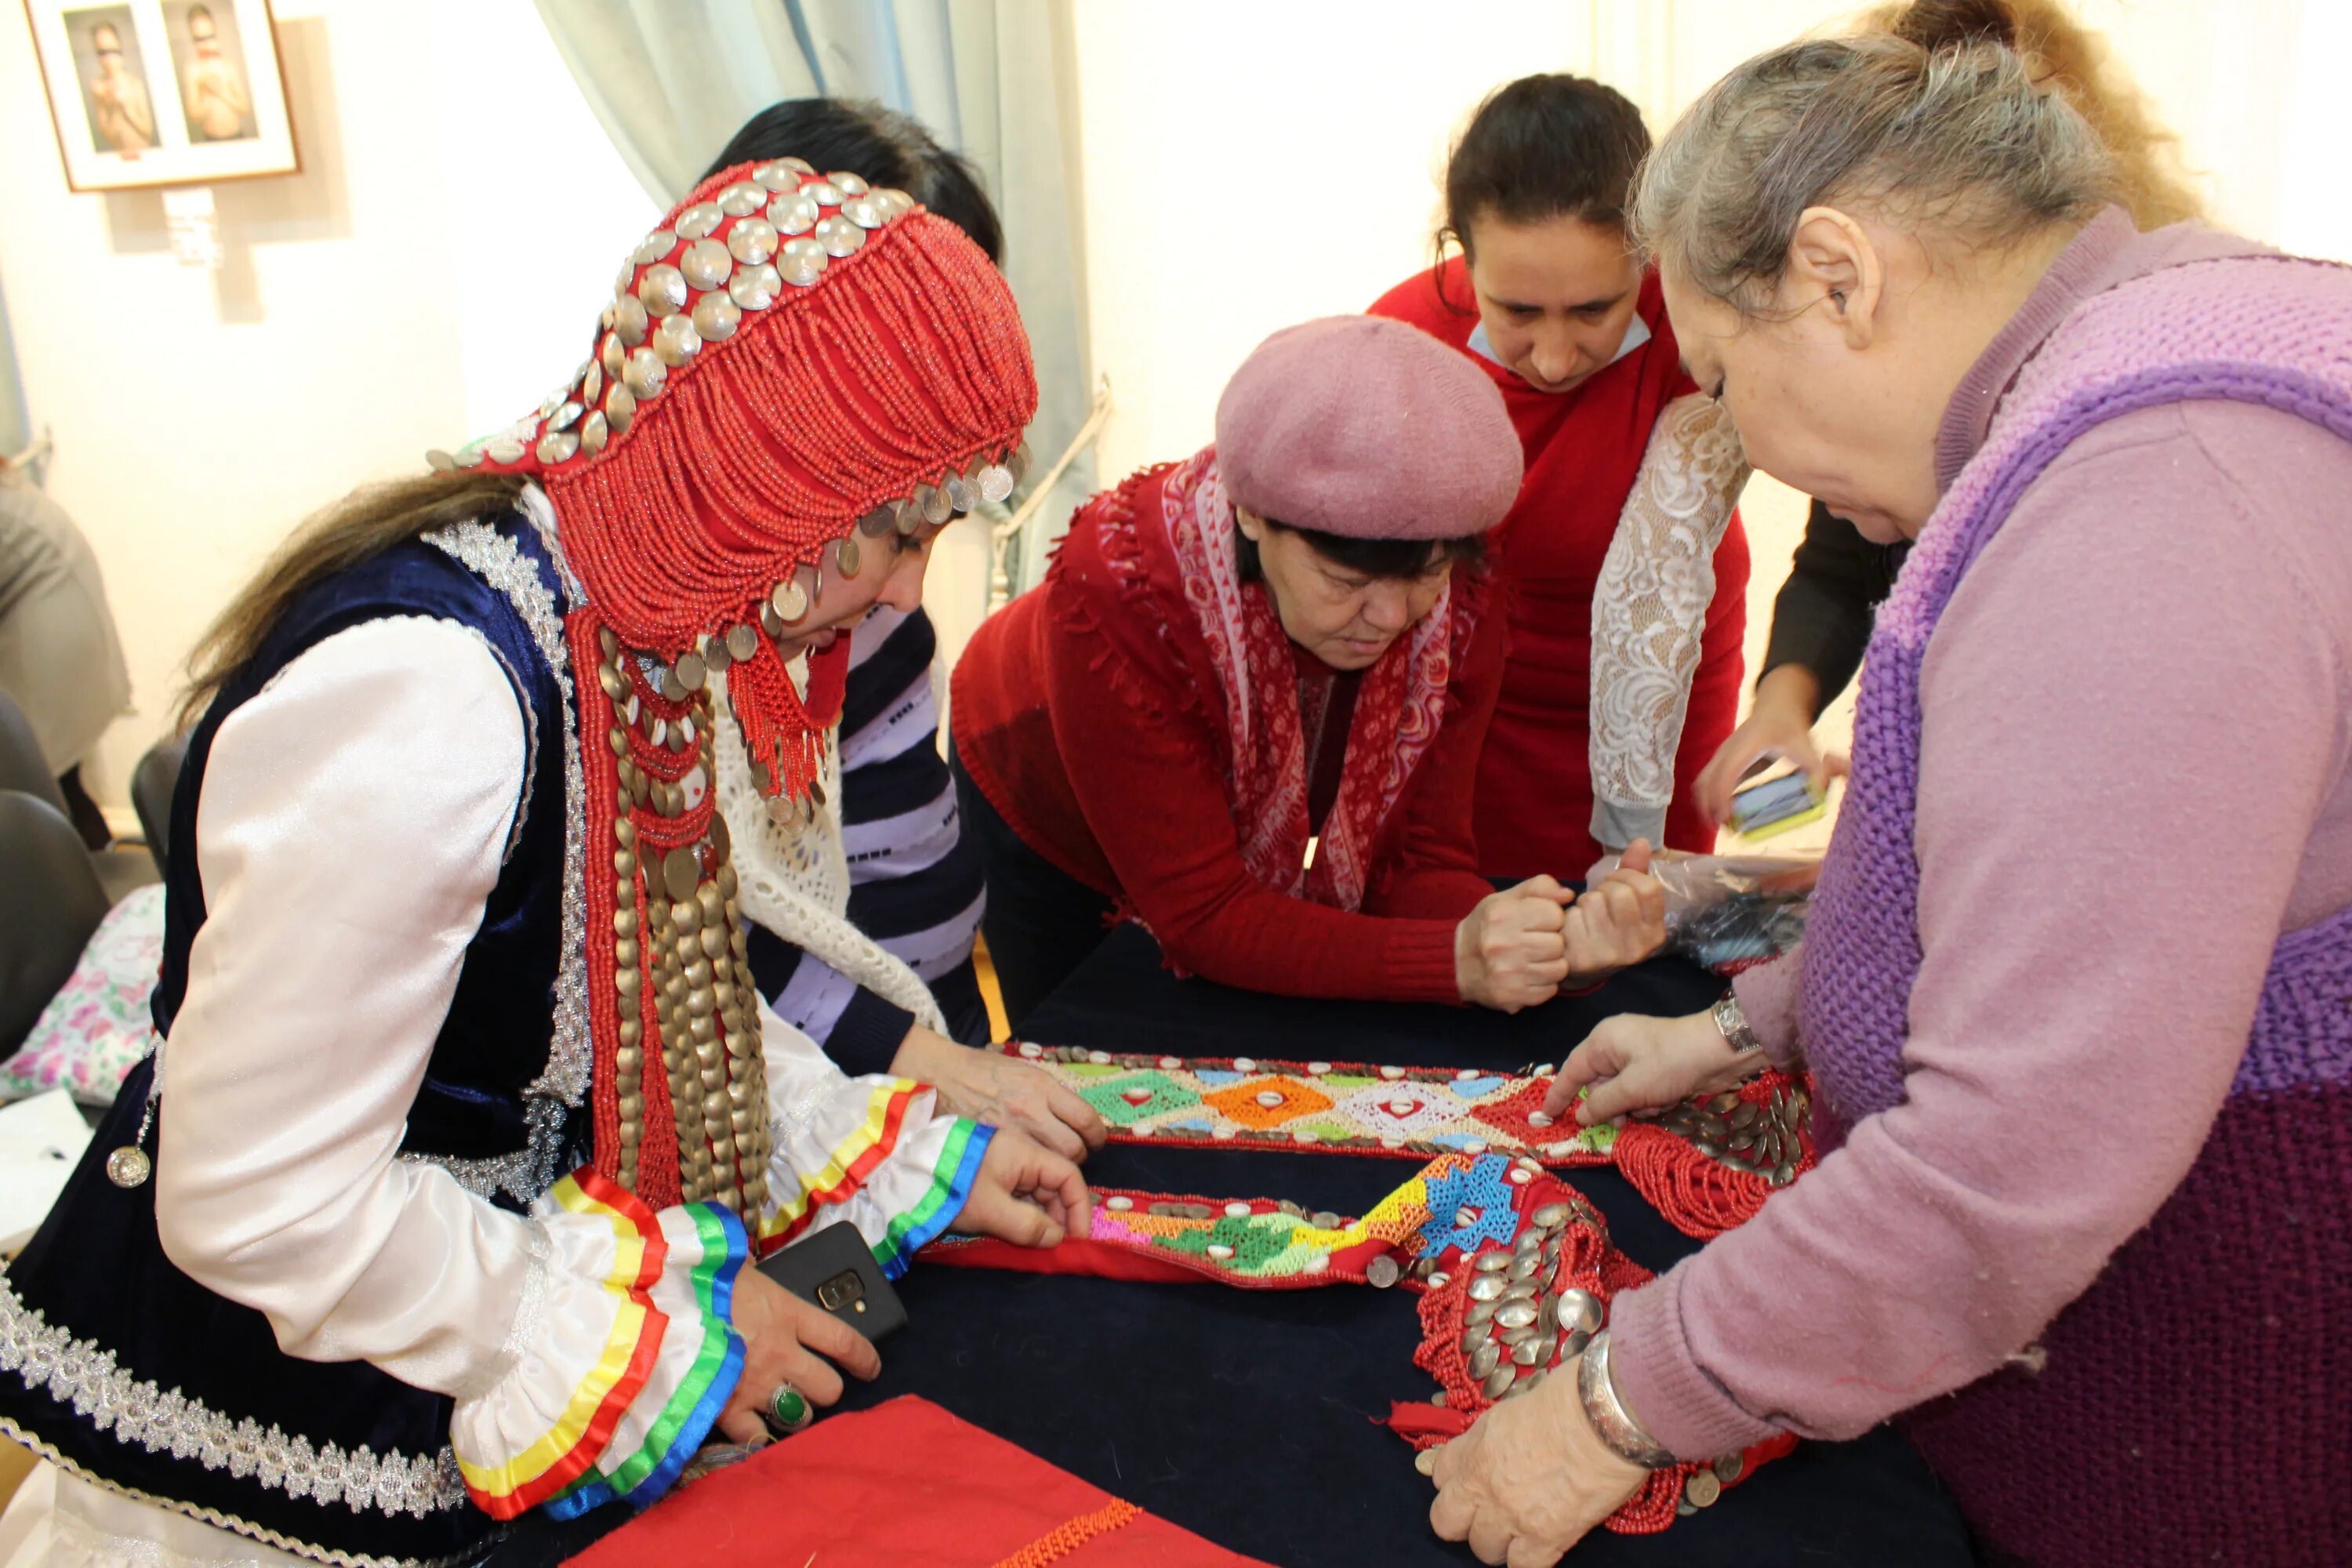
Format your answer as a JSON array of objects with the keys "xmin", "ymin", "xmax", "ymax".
[{"xmin": 1415, "ymin": 1156, "xmax": 1520, "ymax": 1258}]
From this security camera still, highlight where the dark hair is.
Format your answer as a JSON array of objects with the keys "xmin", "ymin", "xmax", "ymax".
[
  {"xmin": 1441, "ymin": 74, "xmax": 1651, "ymax": 262},
  {"xmin": 1234, "ymin": 519, "xmax": 1486, "ymax": 585},
  {"xmin": 703, "ymin": 99, "xmax": 1003, "ymax": 264}
]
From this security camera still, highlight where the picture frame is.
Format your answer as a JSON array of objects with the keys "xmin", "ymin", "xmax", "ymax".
[{"xmin": 22, "ymin": 0, "xmax": 297, "ymax": 193}]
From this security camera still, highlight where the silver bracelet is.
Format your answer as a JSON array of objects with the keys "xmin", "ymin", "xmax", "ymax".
[
  {"xmin": 1577, "ymin": 1330, "xmax": 1677, "ymax": 1468},
  {"xmin": 1710, "ymin": 992, "xmax": 1767, "ymax": 1073}
]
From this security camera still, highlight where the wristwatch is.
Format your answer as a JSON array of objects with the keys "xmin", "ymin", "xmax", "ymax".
[{"xmin": 1710, "ymin": 990, "xmax": 1765, "ymax": 1069}]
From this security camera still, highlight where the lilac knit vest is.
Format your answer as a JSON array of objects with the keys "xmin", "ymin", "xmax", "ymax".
[{"xmin": 1800, "ymin": 253, "xmax": 2352, "ymax": 1567}]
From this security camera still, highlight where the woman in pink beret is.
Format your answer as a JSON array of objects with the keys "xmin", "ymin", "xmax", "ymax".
[{"xmin": 951, "ymin": 315, "xmax": 1667, "ymax": 1026}]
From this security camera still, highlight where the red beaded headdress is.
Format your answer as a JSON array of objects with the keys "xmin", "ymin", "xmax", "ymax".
[
  {"xmin": 439, "ymin": 158, "xmax": 1037, "ymax": 808},
  {"xmin": 426, "ymin": 160, "xmax": 1034, "ymax": 1210}
]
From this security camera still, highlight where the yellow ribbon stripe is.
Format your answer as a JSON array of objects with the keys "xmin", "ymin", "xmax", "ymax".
[
  {"xmin": 456, "ymin": 1177, "xmax": 656, "ymax": 1501},
  {"xmin": 755, "ymin": 1080, "xmax": 915, "ymax": 1246}
]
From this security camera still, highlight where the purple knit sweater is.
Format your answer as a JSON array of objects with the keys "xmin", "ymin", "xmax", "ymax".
[
  {"xmin": 1608, "ymin": 214, "xmax": 2352, "ymax": 1568},
  {"xmin": 1800, "ymin": 249, "xmax": 2352, "ymax": 1563}
]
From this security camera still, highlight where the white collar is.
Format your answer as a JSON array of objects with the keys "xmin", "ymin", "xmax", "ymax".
[{"xmin": 1466, "ymin": 311, "xmax": 1652, "ymax": 383}]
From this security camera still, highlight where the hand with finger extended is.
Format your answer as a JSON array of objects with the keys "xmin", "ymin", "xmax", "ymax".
[
  {"xmin": 956, "ymin": 1127, "xmax": 1094, "ymax": 1249},
  {"xmin": 891, "ymin": 1025, "xmax": 1109, "ymax": 1162},
  {"xmin": 1456, "ymin": 878, "xmax": 1575, "ymax": 1013},
  {"xmin": 1541, "ymin": 1008, "xmax": 1755, "ymax": 1127},
  {"xmin": 1561, "ymin": 840, "xmax": 1668, "ymax": 984},
  {"xmin": 713, "ymin": 1262, "xmax": 880, "ymax": 1446}
]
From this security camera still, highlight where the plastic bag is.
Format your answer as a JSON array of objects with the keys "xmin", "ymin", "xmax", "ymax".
[{"xmin": 1584, "ymin": 852, "xmax": 1820, "ymax": 972}]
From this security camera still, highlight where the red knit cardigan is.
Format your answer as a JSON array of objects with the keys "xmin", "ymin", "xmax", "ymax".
[{"xmin": 950, "ymin": 459, "xmax": 1505, "ymax": 1003}]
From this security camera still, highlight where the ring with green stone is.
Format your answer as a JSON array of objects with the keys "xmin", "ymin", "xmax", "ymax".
[{"xmin": 763, "ymin": 1383, "xmax": 813, "ymax": 1436}]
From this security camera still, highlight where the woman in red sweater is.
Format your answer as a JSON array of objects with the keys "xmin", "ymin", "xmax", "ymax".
[
  {"xmin": 952, "ymin": 316, "xmax": 1667, "ymax": 1028},
  {"xmin": 1371, "ymin": 74, "xmax": 1751, "ymax": 877}
]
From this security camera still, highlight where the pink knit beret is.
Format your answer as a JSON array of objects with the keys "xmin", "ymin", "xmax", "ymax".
[{"xmin": 1212, "ymin": 315, "xmax": 1523, "ymax": 540}]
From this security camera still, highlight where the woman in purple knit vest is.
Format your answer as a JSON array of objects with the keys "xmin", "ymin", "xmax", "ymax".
[{"xmin": 1418, "ymin": 18, "xmax": 2352, "ymax": 1568}]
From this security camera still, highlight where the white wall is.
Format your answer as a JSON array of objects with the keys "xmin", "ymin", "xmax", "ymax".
[
  {"xmin": 1066, "ymin": 0, "xmax": 2348, "ymax": 852},
  {"xmin": 0, "ymin": 0, "xmax": 655, "ymax": 807}
]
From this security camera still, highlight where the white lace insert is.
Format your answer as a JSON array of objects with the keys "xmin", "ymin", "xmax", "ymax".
[
  {"xmin": 1588, "ymin": 393, "xmax": 1751, "ymax": 849},
  {"xmin": 712, "ymin": 665, "xmax": 947, "ymax": 1037}
]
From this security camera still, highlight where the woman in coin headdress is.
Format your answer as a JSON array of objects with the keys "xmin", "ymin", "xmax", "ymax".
[{"xmin": 0, "ymin": 159, "xmax": 1087, "ymax": 1567}]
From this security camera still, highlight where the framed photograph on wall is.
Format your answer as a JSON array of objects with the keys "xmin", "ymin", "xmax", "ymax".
[{"xmin": 22, "ymin": 0, "xmax": 296, "ymax": 191}]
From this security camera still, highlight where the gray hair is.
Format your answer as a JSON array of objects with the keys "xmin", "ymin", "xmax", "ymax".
[{"xmin": 1633, "ymin": 34, "xmax": 2114, "ymax": 314}]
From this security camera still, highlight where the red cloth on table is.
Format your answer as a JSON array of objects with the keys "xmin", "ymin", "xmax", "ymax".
[
  {"xmin": 572, "ymin": 1396, "xmax": 1267, "ymax": 1567},
  {"xmin": 1369, "ymin": 260, "xmax": 1750, "ymax": 878},
  {"xmin": 951, "ymin": 462, "xmax": 1504, "ymax": 1004}
]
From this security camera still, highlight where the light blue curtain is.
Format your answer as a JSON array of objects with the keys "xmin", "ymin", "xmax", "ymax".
[{"xmin": 534, "ymin": 0, "xmax": 1093, "ymax": 596}]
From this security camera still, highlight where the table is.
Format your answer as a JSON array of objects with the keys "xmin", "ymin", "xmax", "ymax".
[{"xmin": 502, "ymin": 927, "xmax": 1973, "ymax": 1566}]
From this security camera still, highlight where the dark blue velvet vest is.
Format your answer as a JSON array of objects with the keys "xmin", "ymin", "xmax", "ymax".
[{"xmin": 0, "ymin": 515, "xmax": 583, "ymax": 1567}]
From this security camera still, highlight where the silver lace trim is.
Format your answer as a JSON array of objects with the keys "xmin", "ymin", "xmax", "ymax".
[
  {"xmin": 0, "ymin": 1272, "xmax": 469, "ymax": 1537},
  {"xmin": 418, "ymin": 516, "xmax": 591, "ymax": 1207}
]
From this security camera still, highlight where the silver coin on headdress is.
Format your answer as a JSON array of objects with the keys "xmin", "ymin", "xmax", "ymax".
[
  {"xmin": 691, "ymin": 292, "xmax": 742, "ymax": 343},
  {"xmin": 728, "ymin": 217, "xmax": 779, "ymax": 266},
  {"xmin": 768, "ymin": 193, "xmax": 819, "ymax": 235},
  {"xmin": 813, "ymin": 215, "xmax": 866, "ymax": 259},
  {"xmin": 779, "ymin": 238, "xmax": 828, "ymax": 287},
  {"xmin": 622, "ymin": 347, "xmax": 668, "ymax": 401},
  {"xmin": 729, "ymin": 263, "xmax": 782, "ymax": 311},
  {"xmin": 652, "ymin": 312, "xmax": 702, "ymax": 368},
  {"xmin": 680, "ymin": 238, "xmax": 733, "ymax": 292},
  {"xmin": 612, "ymin": 293, "xmax": 649, "ymax": 347},
  {"xmin": 637, "ymin": 264, "xmax": 687, "ymax": 317}
]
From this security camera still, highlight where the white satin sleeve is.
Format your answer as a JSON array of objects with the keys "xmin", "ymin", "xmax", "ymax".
[
  {"xmin": 1588, "ymin": 394, "xmax": 1749, "ymax": 850},
  {"xmin": 154, "ymin": 616, "xmax": 542, "ymax": 1398}
]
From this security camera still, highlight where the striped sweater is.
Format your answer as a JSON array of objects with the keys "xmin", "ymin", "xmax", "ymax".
[{"xmin": 746, "ymin": 604, "xmax": 990, "ymax": 1065}]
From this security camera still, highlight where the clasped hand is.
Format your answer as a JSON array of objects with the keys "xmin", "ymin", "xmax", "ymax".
[{"xmin": 1457, "ymin": 840, "xmax": 1668, "ymax": 1012}]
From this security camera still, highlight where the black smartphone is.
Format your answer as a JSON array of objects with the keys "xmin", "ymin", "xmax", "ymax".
[{"xmin": 754, "ymin": 1221, "xmax": 907, "ymax": 1342}]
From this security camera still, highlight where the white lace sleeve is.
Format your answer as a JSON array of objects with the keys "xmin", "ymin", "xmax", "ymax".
[{"xmin": 1588, "ymin": 393, "xmax": 1750, "ymax": 851}]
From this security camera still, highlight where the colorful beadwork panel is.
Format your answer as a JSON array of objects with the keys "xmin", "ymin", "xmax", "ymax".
[
  {"xmin": 1005, "ymin": 1044, "xmax": 1611, "ymax": 1162},
  {"xmin": 1002, "ymin": 1044, "xmax": 1818, "ymax": 1200}
]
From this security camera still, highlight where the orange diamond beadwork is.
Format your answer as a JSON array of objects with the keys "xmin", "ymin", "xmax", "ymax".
[{"xmin": 1202, "ymin": 1075, "xmax": 1334, "ymax": 1130}]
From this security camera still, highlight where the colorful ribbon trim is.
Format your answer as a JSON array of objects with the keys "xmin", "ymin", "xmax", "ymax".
[
  {"xmin": 876, "ymin": 1120, "xmax": 993, "ymax": 1279},
  {"xmin": 757, "ymin": 1079, "xmax": 922, "ymax": 1254},
  {"xmin": 459, "ymin": 1171, "xmax": 670, "ymax": 1517},
  {"xmin": 545, "ymin": 1203, "xmax": 750, "ymax": 1518}
]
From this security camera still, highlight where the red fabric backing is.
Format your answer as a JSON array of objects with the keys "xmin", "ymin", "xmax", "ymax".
[{"xmin": 571, "ymin": 1396, "xmax": 1267, "ymax": 1566}]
